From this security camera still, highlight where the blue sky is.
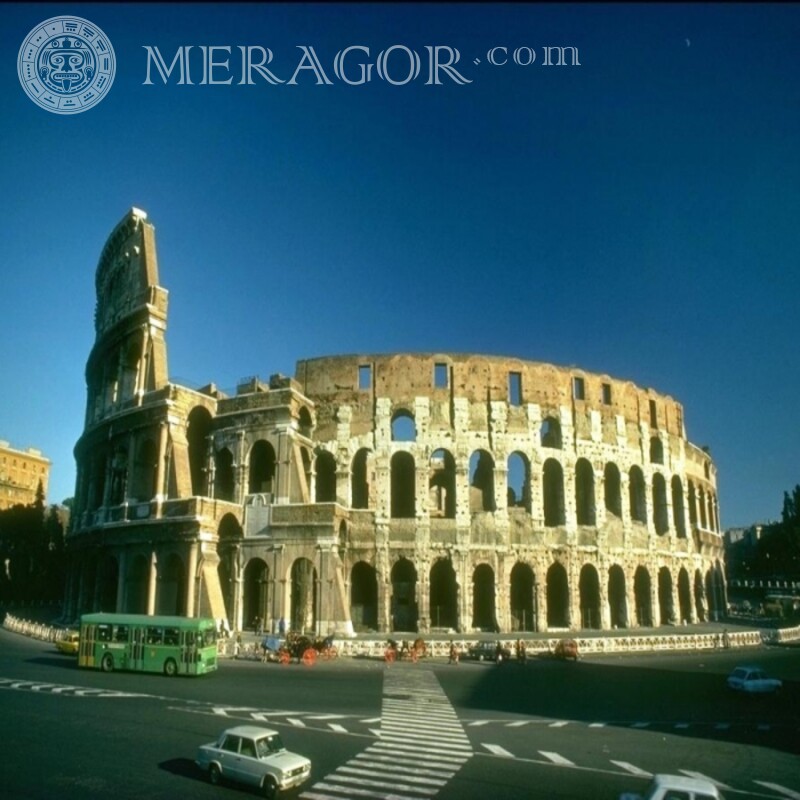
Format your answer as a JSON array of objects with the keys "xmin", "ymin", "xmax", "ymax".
[{"xmin": 1, "ymin": 3, "xmax": 798, "ymax": 527}]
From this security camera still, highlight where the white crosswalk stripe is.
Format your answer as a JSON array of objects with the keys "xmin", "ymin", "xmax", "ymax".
[
  {"xmin": 300, "ymin": 666, "xmax": 471, "ymax": 799},
  {"xmin": 679, "ymin": 770, "xmax": 732, "ymax": 791},
  {"xmin": 753, "ymin": 781, "xmax": 800, "ymax": 800},
  {"xmin": 610, "ymin": 761, "xmax": 652, "ymax": 777}
]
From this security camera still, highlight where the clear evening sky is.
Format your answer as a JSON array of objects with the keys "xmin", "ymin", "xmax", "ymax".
[{"xmin": 1, "ymin": 3, "xmax": 798, "ymax": 527}]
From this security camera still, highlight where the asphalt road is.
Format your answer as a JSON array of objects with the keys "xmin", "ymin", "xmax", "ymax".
[{"xmin": 1, "ymin": 630, "xmax": 798, "ymax": 800}]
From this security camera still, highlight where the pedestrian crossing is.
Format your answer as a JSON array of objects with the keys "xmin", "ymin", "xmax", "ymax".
[{"xmin": 299, "ymin": 664, "xmax": 472, "ymax": 799}]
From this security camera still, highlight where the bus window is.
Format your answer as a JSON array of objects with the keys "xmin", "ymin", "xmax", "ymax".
[
  {"xmin": 114, "ymin": 625, "xmax": 129, "ymax": 642},
  {"xmin": 97, "ymin": 624, "xmax": 112, "ymax": 643},
  {"xmin": 164, "ymin": 627, "xmax": 179, "ymax": 646},
  {"xmin": 185, "ymin": 631, "xmax": 196, "ymax": 646},
  {"xmin": 146, "ymin": 627, "xmax": 163, "ymax": 645}
]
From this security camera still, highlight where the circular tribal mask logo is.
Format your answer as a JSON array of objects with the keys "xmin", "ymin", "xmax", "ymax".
[{"xmin": 18, "ymin": 16, "xmax": 116, "ymax": 114}]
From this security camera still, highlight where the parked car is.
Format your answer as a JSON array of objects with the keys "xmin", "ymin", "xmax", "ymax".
[
  {"xmin": 620, "ymin": 773, "xmax": 724, "ymax": 800},
  {"xmin": 54, "ymin": 631, "xmax": 79, "ymax": 656},
  {"xmin": 196, "ymin": 725, "xmax": 311, "ymax": 797},
  {"xmin": 466, "ymin": 641, "xmax": 512, "ymax": 662},
  {"xmin": 553, "ymin": 638, "xmax": 579, "ymax": 661},
  {"xmin": 727, "ymin": 665, "xmax": 782, "ymax": 694}
]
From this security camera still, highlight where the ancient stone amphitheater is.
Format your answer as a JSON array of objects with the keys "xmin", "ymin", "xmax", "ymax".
[{"xmin": 65, "ymin": 209, "xmax": 726, "ymax": 635}]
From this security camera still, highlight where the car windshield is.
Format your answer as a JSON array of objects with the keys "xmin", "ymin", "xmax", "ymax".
[{"xmin": 256, "ymin": 734, "xmax": 285, "ymax": 757}]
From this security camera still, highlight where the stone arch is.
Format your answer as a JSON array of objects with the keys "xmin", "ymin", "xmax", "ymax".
[
  {"xmin": 124, "ymin": 554, "xmax": 149, "ymax": 614},
  {"xmin": 677, "ymin": 567, "xmax": 692, "ymax": 624},
  {"xmin": 509, "ymin": 562, "xmax": 536, "ymax": 632},
  {"xmin": 653, "ymin": 473, "xmax": 669, "ymax": 535},
  {"xmin": 688, "ymin": 480, "xmax": 698, "ymax": 526},
  {"xmin": 390, "ymin": 557, "xmax": 418, "ymax": 632},
  {"xmin": 243, "ymin": 558, "xmax": 269, "ymax": 630},
  {"xmin": 131, "ymin": 437, "xmax": 158, "ymax": 501},
  {"xmin": 472, "ymin": 563, "xmax": 497, "ymax": 632},
  {"xmin": 543, "ymin": 459, "xmax": 565, "ymax": 526},
  {"xmin": 579, "ymin": 563, "xmax": 601, "ymax": 629},
  {"xmin": 248, "ymin": 440, "xmax": 276, "ymax": 495},
  {"xmin": 546, "ymin": 561, "xmax": 569, "ymax": 628},
  {"xmin": 217, "ymin": 513, "xmax": 243, "ymax": 623},
  {"xmin": 109, "ymin": 445, "xmax": 128, "ymax": 506},
  {"xmin": 187, "ymin": 406, "xmax": 212, "ymax": 496},
  {"xmin": 575, "ymin": 459, "xmax": 596, "ymax": 525},
  {"xmin": 97, "ymin": 554, "xmax": 118, "ymax": 613},
  {"xmin": 672, "ymin": 476, "xmax": 686, "ymax": 537},
  {"xmin": 604, "ymin": 462, "xmax": 622, "ymax": 517},
  {"xmin": 608, "ymin": 564, "xmax": 627, "ymax": 628},
  {"xmin": 658, "ymin": 566, "xmax": 674, "ymax": 625},
  {"xmin": 391, "ymin": 451, "xmax": 415, "ymax": 518},
  {"xmin": 469, "ymin": 449, "xmax": 496, "ymax": 512},
  {"xmin": 215, "ymin": 447, "xmax": 235, "ymax": 502},
  {"xmin": 291, "ymin": 557, "xmax": 317, "ymax": 633},
  {"xmin": 650, "ymin": 437, "xmax": 664, "ymax": 464},
  {"xmin": 298, "ymin": 406, "xmax": 313, "ymax": 438},
  {"xmin": 157, "ymin": 552, "xmax": 185, "ymax": 616},
  {"xmin": 698, "ymin": 487, "xmax": 708, "ymax": 528},
  {"xmin": 541, "ymin": 416, "xmax": 562, "ymax": 449},
  {"xmin": 629, "ymin": 466, "xmax": 647, "ymax": 524},
  {"xmin": 429, "ymin": 448, "xmax": 456, "ymax": 518},
  {"xmin": 315, "ymin": 449, "xmax": 337, "ymax": 503},
  {"xmin": 694, "ymin": 568, "xmax": 706, "ymax": 622},
  {"xmin": 351, "ymin": 448, "xmax": 370, "ymax": 509},
  {"xmin": 391, "ymin": 409, "xmax": 416, "ymax": 442},
  {"xmin": 507, "ymin": 451, "xmax": 530, "ymax": 511},
  {"xmin": 634, "ymin": 565, "xmax": 652, "ymax": 626},
  {"xmin": 430, "ymin": 558, "xmax": 458, "ymax": 630},
  {"xmin": 350, "ymin": 561, "xmax": 378, "ymax": 631}
]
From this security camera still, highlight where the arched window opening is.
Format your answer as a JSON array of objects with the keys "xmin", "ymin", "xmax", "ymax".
[
  {"xmin": 248, "ymin": 440, "xmax": 276, "ymax": 495},
  {"xmin": 575, "ymin": 459, "xmax": 596, "ymax": 525},
  {"xmin": 546, "ymin": 562, "xmax": 569, "ymax": 628},
  {"xmin": 541, "ymin": 417, "xmax": 562, "ymax": 449},
  {"xmin": 298, "ymin": 407, "xmax": 313, "ymax": 438},
  {"xmin": 507, "ymin": 452, "xmax": 530, "ymax": 511},
  {"xmin": 658, "ymin": 567, "xmax": 674, "ymax": 625},
  {"xmin": 688, "ymin": 481, "xmax": 698, "ymax": 526},
  {"xmin": 678, "ymin": 568, "xmax": 692, "ymax": 625},
  {"xmin": 109, "ymin": 446, "xmax": 128, "ymax": 506},
  {"xmin": 579, "ymin": 564, "xmax": 601, "ymax": 629},
  {"xmin": 391, "ymin": 409, "xmax": 416, "ymax": 442},
  {"xmin": 608, "ymin": 565, "xmax": 627, "ymax": 629},
  {"xmin": 215, "ymin": 448, "xmax": 235, "ymax": 502},
  {"xmin": 650, "ymin": 437, "xmax": 664, "ymax": 464},
  {"xmin": 510, "ymin": 563, "xmax": 535, "ymax": 632},
  {"xmin": 315, "ymin": 450, "xmax": 337, "ymax": 503},
  {"xmin": 543, "ymin": 459, "xmax": 565, "ymax": 526},
  {"xmin": 157, "ymin": 553, "xmax": 185, "ymax": 616},
  {"xmin": 429, "ymin": 448, "xmax": 456, "ymax": 518},
  {"xmin": 634, "ymin": 566, "xmax": 652, "ymax": 627},
  {"xmin": 351, "ymin": 448, "xmax": 370, "ymax": 509},
  {"xmin": 472, "ymin": 564, "xmax": 497, "ymax": 632},
  {"xmin": 671, "ymin": 476, "xmax": 686, "ymax": 538},
  {"xmin": 604, "ymin": 463, "xmax": 622, "ymax": 517},
  {"xmin": 131, "ymin": 438, "xmax": 158, "ymax": 501},
  {"xmin": 97, "ymin": 555, "xmax": 119, "ymax": 613},
  {"xmin": 430, "ymin": 559, "xmax": 459, "ymax": 630},
  {"xmin": 390, "ymin": 452, "xmax": 415, "ymax": 518},
  {"xmin": 124, "ymin": 555, "xmax": 149, "ymax": 614},
  {"xmin": 351, "ymin": 562, "xmax": 378, "ymax": 631},
  {"xmin": 469, "ymin": 450, "xmax": 496, "ymax": 512},
  {"xmin": 629, "ymin": 466, "xmax": 647, "ymax": 524},
  {"xmin": 243, "ymin": 559, "xmax": 270, "ymax": 632},
  {"xmin": 391, "ymin": 558, "xmax": 418, "ymax": 632},
  {"xmin": 217, "ymin": 514, "xmax": 243, "ymax": 625},
  {"xmin": 187, "ymin": 406, "xmax": 212, "ymax": 497},
  {"xmin": 698, "ymin": 487, "xmax": 708, "ymax": 528},
  {"xmin": 653, "ymin": 473, "xmax": 669, "ymax": 535}
]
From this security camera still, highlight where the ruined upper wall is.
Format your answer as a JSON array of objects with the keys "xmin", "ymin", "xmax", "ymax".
[{"xmin": 295, "ymin": 353, "xmax": 686, "ymax": 438}]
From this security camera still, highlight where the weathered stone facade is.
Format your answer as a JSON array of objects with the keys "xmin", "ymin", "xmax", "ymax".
[
  {"xmin": 65, "ymin": 209, "xmax": 726, "ymax": 634},
  {"xmin": 0, "ymin": 440, "xmax": 50, "ymax": 510}
]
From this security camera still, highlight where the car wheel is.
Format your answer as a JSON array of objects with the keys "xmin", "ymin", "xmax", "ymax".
[
  {"xmin": 209, "ymin": 764, "xmax": 221, "ymax": 786},
  {"xmin": 262, "ymin": 775, "xmax": 278, "ymax": 798},
  {"xmin": 100, "ymin": 653, "xmax": 114, "ymax": 672},
  {"xmin": 163, "ymin": 658, "xmax": 178, "ymax": 677}
]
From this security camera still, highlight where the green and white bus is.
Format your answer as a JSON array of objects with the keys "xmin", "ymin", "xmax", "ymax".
[{"xmin": 78, "ymin": 613, "xmax": 218, "ymax": 676}]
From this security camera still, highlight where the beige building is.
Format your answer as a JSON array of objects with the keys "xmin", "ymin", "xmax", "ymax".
[
  {"xmin": 0, "ymin": 440, "xmax": 50, "ymax": 510},
  {"xmin": 64, "ymin": 209, "xmax": 727, "ymax": 633}
]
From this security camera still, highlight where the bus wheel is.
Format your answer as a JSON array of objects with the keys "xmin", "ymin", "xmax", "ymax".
[
  {"xmin": 101, "ymin": 653, "xmax": 114, "ymax": 672},
  {"xmin": 164, "ymin": 658, "xmax": 178, "ymax": 677},
  {"xmin": 262, "ymin": 775, "xmax": 277, "ymax": 798}
]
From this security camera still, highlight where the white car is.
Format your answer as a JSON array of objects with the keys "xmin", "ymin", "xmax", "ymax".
[
  {"xmin": 196, "ymin": 725, "xmax": 311, "ymax": 797},
  {"xmin": 620, "ymin": 773, "xmax": 724, "ymax": 800},
  {"xmin": 726, "ymin": 665, "xmax": 782, "ymax": 694}
]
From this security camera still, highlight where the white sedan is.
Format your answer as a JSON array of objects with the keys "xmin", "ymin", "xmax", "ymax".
[
  {"xmin": 726, "ymin": 665, "xmax": 782, "ymax": 694},
  {"xmin": 196, "ymin": 725, "xmax": 311, "ymax": 797},
  {"xmin": 620, "ymin": 773, "xmax": 724, "ymax": 800}
]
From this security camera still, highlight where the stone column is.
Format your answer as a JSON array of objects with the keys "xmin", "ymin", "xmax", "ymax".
[
  {"xmin": 186, "ymin": 542, "xmax": 198, "ymax": 617},
  {"xmin": 146, "ymin": 550, "xmax": 157, "ymax": 616},
  {"xmin": 116, "ymin": 549, "xmax": 127, "ymax": 613},
  {"xmin": 649, "ymin": 579, "xmax": 660, "ymax": 628},
  {"xmin": 155, "ymin": 422, "xmax": 168, "ymax": 502},
  {"xmin": 534, "ymin": 576, "xmax": 546, "ymax": 633}
]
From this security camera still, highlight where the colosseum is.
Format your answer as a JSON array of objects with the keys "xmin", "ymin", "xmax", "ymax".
[{"xmin": 64, "ymin": 208, "xmax": 727, "ymax": 635}]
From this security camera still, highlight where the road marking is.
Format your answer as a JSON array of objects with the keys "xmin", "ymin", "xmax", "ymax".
[
  {"xmin": 539, "ymin": 751, "xmax": 575, "ymax": 766},
  {"xmin": 468, "ymin": 720, "xmax": 489, "ymax": 726},
  {"xmin": 338, "ymin": 765, "xmax": 447, "ymax": 787},
  {"xmin": 328, "ymin": 724, "xmax": 348, "ymax": 734},
  {"xmin": 482, "ymin": 743, "xmax": 515, "ymax": 758},
  {"xmin": 611, "ymin": 761, "xmax": 652, "ymax": 777},
  {"xmin": 679, "ymin": 771, "xmax": 732, "ymax": 790},
  {"xmin": 507, "ymin": 720, "xmax": 530, "ymax": 727},
  {"xmin": 589, "ymin": 722, "xmax": 606, "ymax": 728},
  {"xmin": 549, "ymin": 721, "xmax": 569, "ymax": 728},
  {"xmin": 316, "ymin": 774, "xmax": 439, "ymax": 795},
  {"xmin": 631, "ymin": 722, "xmax": 650, "ymax": 728},
  {"xmin": 753, "ymin": 782, "xmax": 800, "ymax": 799},
  {"xmin": 287, "ymin": 717, "xmax": 306, "ymax": 727}
]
